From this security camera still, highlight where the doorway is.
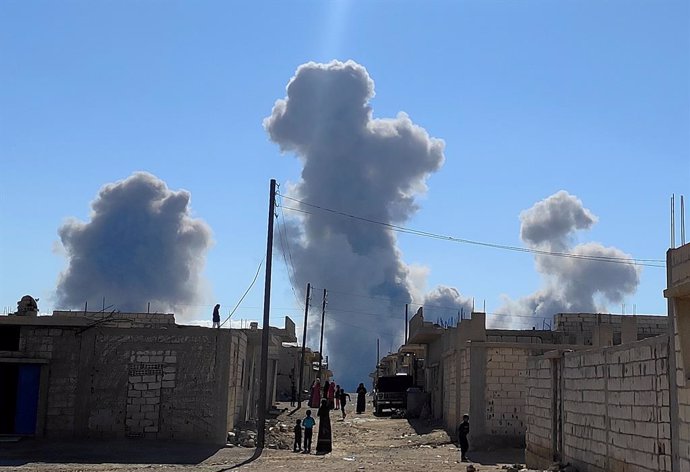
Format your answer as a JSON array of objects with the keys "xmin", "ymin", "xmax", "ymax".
[{"xmin": 0, "ymin": 363, "xmax": 41, "ymax": 435}]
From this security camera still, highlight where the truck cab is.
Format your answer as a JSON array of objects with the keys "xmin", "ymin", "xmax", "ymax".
[{"xmin": 373, "ymin": 374, "xmax": 413, "ymax": 415}]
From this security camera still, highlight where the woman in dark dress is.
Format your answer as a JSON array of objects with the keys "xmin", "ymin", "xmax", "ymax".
[
  {"xmin": 356, "ymin": 383, "xmax": 367, "ymax": 413},
  {"xmin": 316, "ymin": 398, "xmax": 332, "ymax": 453}
]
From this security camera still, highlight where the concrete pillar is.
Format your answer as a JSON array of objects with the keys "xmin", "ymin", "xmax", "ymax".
[
  {"xmin": 593, "ymin": 324, "xmax": 614, "ymax": 347},
  {"xmin": 469, "ymin": 312, "xmax": 487, "ymax": 342},
  {"xmin": 621, "ymin": 316, "xmax": 638, "ymax": 344},
  {"xmin": 469, "ymin": 344, "xmax": 487, "ymax": 447}
]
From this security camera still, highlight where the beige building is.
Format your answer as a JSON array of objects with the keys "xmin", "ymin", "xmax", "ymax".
[
  {"xmin": 0, "ymin": 310, "xmax": 243, "ymax": 444},
  {"xmin": 406, "ymin": 306, "xmax": 667, "ymax": 450}
]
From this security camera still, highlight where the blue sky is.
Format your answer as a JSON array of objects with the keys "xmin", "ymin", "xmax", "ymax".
[{"xmin": 1, "ymin": 0, "xmax": 688, "ymax": 335}]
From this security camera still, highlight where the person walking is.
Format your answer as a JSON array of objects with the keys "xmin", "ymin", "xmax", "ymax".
[
  {"xmin": 327, "ymin": 381, "xmax": 336, "ymax": 410},
  {"xmin": 356, "ymin": 383, "xmax": 367, "ymax": 413},
  {"xmin": 212, "ymin": 304, "xmax": 221, "ymax": 329},
  {"xmin": 335, "ymin": 384, "xmax": 341, "ymax": 409},
  {"xmin": 316, "ymin": 399, "xmax": 332, "ymax": 454},
  {"xmin": 458, "ymin": 414, "xmax": 470, "ymax": 461},
  {"xmin": 302, "ymin": 410, "xmax": 315, "ymax": 453},
  {"xmin": 310, "ymin": 379, "xmax": 321, "ymax": 408},
  {"xmin": 339, "ymin": 389, "xmax": 351, "ymax": 419},
  {"xmin": 290, "ymin": 381, "xmax": 297, "ymax": 407},
  {"xmin": 322, "ymin": 380, "xmax": 330, "ymax": 408}
]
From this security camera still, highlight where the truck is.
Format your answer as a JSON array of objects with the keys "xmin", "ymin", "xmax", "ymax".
[{"xmin": 373, "ymin": 374, "xmax": 414, "ymax": 415}]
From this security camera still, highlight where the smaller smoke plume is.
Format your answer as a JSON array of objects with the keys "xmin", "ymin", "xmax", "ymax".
[
  {"xmin": 499, "ymin": 191, "xmax": 640, "ymax": 327},
  {"xmin": 423, "ymin": 285, "xmax": 473, "ymax": 326},
  {"xmin": 56, "ymin": 172, "xmax": 212, "ymax": 314}
]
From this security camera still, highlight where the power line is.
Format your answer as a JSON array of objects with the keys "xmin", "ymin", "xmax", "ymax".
[
  {"xmin": 277, "ymin": 193, "xmax": 664, "ymax": 268},
  {"xmin": 275, "ymin": 203, "xmax": 304, "ymax": 310},
  {"xmin": 220, "ymin": 258, "xmax": 264, "ymax": 328}
]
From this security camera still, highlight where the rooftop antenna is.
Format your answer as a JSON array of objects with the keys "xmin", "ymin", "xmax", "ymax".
[
  {"xmin": 671, "ymin": 194, "xmax": 676, "ymax": 248},
  {"xmin": 682, "ymin": 195, "xmax": 686, "ymax": 245}
]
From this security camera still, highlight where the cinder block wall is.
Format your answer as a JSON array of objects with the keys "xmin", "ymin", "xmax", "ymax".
[
  {"xmin": 554, "ymin": 313, "xmax": 667, "ymax": 345},
  {"xmin": 524, "ymin": 357, "xmax": 553, "ymax": 469},
  {"xmin": 484, "ymin": 346, "xmax": 528, "ymax": 445},
  {"xmin": 525, "ymin": 336, "xmax": 672, "ymax": 472},
  {"xmin": 10, "ymin": 324, "xmax": 233, "ymax": 444}
]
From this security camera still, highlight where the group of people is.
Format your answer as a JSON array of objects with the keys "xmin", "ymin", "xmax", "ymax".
[{"xmin": 291, "ymin": 379, "xmax": 368, "ymax": 454}]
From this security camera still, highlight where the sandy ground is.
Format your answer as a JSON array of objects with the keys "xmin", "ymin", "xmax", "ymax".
[{"xmin": 0, "ymin": 398, "xmax": 529, "ymax": 472}]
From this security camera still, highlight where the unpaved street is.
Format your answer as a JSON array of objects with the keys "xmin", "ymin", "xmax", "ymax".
[{"xmin": 2, "ymin": 399, "xmax": 525, "ymax": 472}]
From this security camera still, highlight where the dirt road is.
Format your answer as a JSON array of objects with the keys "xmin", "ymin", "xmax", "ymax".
[{"xmin": 1, "ymin": 399, "xmax": 528, "ymax": 472}]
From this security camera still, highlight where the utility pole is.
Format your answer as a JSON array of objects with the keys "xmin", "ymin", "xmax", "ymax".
[
  {"xmin": 318, "ymin": 289, "xmax": 327, "ymax": 379},
  {"xmin": 297, "ymin": 283, "xmax": 311, "ymax": 409},
  {"xmin": 404, "ymin": 303, "xmax": 408, "ymax": 344},
  {"xmin": 376, "ymin": 338, "xmax": 380, "ymax": 386},
  {"xmin": 257, "ymin": 179, "xmax": 276, "ymax": 449}
]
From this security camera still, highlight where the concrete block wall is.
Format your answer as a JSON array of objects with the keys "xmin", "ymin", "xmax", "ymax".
[
  {"xmin": 227, "ymin": 330, "xmax": 247, "ymax": 431},
  {"xmin": 561, "ymin": 336, "xmax": 670, "ymax": 472},
  {"xmin": 484, "ymin": 346, "xmax": 528, "ymax": 443},
  {"xmin": 459, "ymin": 349, "xmax": 470, "ymax": 422},
  {"xmin": 443, "ymin": 352, "xmax": 457, "ymax": 432},
  {"xmin": 554, "ymin": 313, "xmax": 667, "ymax": 345},
  {"xmin": 525, "ymin": 357, "xmax": 553, "ymax": 469},
  {"xmin": 7, "ymin": 323, "xmax": 233, "ymax": 443},
  {"xmin": 19, "ymin": 326, "xmax": 81, "ymax": 436},
  {"xmin": 673, "ymin": 310, "xmax": 690, "ymax": 471},
  {"xmin": 52, "ymin": 311, "xmax": 175, "ymax": 328}
]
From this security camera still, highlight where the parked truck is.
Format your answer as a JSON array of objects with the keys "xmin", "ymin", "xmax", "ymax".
[{"xmin": 373, "ymin": 374, "xmax": 414, "ymax": 415}]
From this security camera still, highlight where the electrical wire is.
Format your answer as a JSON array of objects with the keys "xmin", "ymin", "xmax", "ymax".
[
  {"xmin": 277, "ymin": 193, "xmax": 665, "ymax": 268},
  {"xmin": 220, "ymin": 258, "xmax": 264, "ymax": 328}
]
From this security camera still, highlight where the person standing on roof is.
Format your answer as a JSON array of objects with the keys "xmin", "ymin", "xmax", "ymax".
[{"xmin": 212, "ymin": 304, "xmax": 221, "ymax": 329}]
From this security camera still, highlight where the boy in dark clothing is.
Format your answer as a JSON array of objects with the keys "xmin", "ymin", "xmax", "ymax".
[
  {"xmin": 458, "ymin": 414, "xmax": 470, "ymax": 461},
  {"xmin": 293, "ymin": 419, "xmax": 302, "ymax": 452},
  {"xmin": 302, "ymin": 410, "xmax": 315, "ymax": 453}
]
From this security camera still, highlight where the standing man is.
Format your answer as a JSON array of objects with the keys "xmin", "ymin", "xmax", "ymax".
[
  {"xmin": 212, "ymin": 304, "xmax": 221, "ymax": 329},
  {"xmin": 458, "ymin": 414, "xmax": 470, "ymax": 462}
]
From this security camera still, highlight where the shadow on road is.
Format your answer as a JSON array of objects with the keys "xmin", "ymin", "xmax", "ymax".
[
  {"xmin": 0, "ymin": 438, "xmax": 222, "ymax": 466},
  {"xmin": 405, "ymin": 417, "xmax": 443, "ymax": 435},
  {"xmin": 466, "ymin": 448, "xmax": 525, "ymax": 466},
  {"xmin": 214, "ymin": 447, "xmax": 263, "ymax": 471}
]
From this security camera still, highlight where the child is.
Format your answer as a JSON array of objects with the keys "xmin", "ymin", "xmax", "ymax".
[
  {"xmin": 458, "ymin": 414, "xmax": 470, "ymax": 461},
  {"xmin": 293, "ymin": 419, "xmax": 302, "ymax": 452},
  {"xmin": 339, "ymin": 389, "xmax": 351, "ymax": 419},
  {"xmin": 302, "ymin": 410, "xmax": 316, "ymax": 453}
]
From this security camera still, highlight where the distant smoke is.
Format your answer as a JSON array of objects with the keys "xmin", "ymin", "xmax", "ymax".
[
  {"xmin": 423, "ymin": 285, "xmax": 473, "ymax": 326},
  {"xmin": 56, "ymin": 172, "xmax": 212, "ymax": 314},
  {"xmin": 265, "ymin": 60, "xmax": 445, "ymax": 387},
  {"xmin": 498, "ymin": 191, "xmax": 640, "ymax": 327}
]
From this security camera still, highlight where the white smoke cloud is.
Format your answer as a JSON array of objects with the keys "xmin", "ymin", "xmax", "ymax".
[
  {"xmin": 265, "ymin": 60, "xmax": 446, "ymax": 388},
  {"xmin": 423, "ymin": 285, "xmax": 473, "ymax": 326},
  {"xmin": 56, "ymin": 172, "xmax": 213, "ymax": 315},
  {"xmin": 498, "ymin": 191, "xmax": 640, "ymax": 327}
]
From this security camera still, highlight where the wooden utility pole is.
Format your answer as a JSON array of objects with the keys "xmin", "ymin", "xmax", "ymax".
[
  {"xmin": 318, "ymin": 289, "xmax": 327, "ymax": 379},
  {"xmin": 297, "ymin": 283, "xmax": 311, "ymax": 409},
  {"xmin": 404, "ymin": 303, "xmax": 409, "ymax": 343},
  {"xmin": 257, "ymin": 179, "xmax": 276, "ymax": 449}
]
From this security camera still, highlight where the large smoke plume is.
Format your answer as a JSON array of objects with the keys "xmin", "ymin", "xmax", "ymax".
[
  {"xmin": 499, "ymin": 191, "xmax": 641, "ymax": 327},
  {"xmin": 265, "ymin": 60, "xmax": 447, "ymax": 387},
  {"xmin": 56, "ymin": 172, "xmax": 212, "ymax": 314}
]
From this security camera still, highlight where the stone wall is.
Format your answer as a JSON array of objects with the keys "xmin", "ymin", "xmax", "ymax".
[{"xmin": 525, "ymin": 336, "xmax": 671, "ymax": 472}]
